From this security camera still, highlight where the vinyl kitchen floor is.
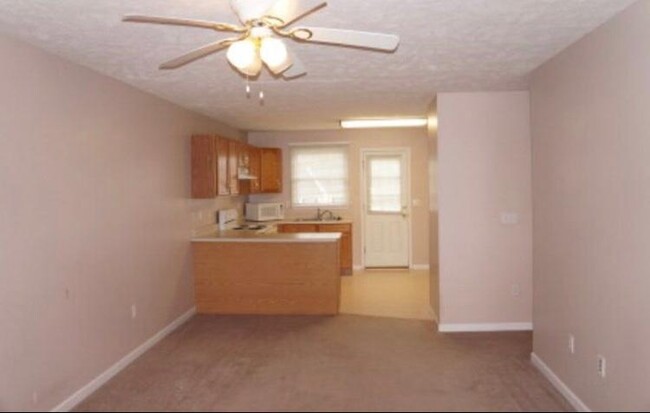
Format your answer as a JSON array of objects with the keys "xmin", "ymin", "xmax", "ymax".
[{"xmin": 340, "ymin": 269, "xmax": 435, "ymax": 321}]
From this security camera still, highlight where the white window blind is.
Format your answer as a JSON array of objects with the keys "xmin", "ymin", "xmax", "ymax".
[{"xmin": 291, "ymin": 145, "xmax": 349, "ymax": 207}]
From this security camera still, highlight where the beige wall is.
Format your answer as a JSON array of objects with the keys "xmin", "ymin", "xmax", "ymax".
[
  {"xmin": 437, "ymin": 91, "xmax": 533, "ymax": 326},
  {"xmin": 248, "ymin": 129, "xmax": 430, "ymax": 268},
  {"xmin": 427, "ymin": 98, "xmax": 440, "ymax": 320},
  {"xmin": 0, "ymin": 34, "xmax": 244, "ymax": 411},
  {"xmin": 530, "ymin": 1, "xmax": 650, "ymax": 410}
]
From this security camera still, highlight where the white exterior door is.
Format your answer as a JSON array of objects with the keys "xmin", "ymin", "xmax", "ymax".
[{"xmin": 363, "ymin": 150, "xmax": 410, "ymax": 268}]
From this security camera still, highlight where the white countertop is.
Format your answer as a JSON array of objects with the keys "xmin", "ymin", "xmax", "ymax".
[{"xmin": 192, "ymin": 230, "xmax": 342, "ymax": 244}]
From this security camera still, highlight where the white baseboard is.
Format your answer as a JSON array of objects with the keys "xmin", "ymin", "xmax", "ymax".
[
  {"xmin": 353, "ymin": 265, "xmax": 364, "ymax": 271},
  {"xmin": 438, "ymin": 322, "xmax": 533, "ymax": 333},
  {"xmin": 51, "ymin": 307, "xmax": 197, "ymax": 412},
  {"xmin": 531, "ymin": 353, "xmax": 591, "ymax": 412}
]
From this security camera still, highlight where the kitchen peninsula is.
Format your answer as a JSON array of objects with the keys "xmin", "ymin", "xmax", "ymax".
[{"xmin": 192, "ymin": 231, "xmax": 342, "ymax": 315}]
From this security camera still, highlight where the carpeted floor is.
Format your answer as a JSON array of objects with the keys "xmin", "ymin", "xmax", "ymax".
[{"xmin": 75, "ymin": 315, "xmax": 571, "ymax": 412}]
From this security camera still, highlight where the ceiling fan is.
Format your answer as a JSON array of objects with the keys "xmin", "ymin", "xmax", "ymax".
[{"xmin": 123, "ymin": 0, "xmax": 400, "ymax": 79}]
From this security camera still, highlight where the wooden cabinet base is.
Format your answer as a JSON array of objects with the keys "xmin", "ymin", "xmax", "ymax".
[
  {"xmin": 192, "ymin": 241, "xmax": 341, "ymax": 315},
  {"xmin": 278, "ymin": 223, "xmax": 353, "ymax": 276}
]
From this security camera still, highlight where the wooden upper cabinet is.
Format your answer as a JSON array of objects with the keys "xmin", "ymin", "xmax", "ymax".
[
  {"xmin": 228, "ymin": 139, "xmax": 240, "ymax": 196},
  {"xmin": 191, "ymin": 135, "xmax": 281, "ymax": 199},
  {"xmin": 191, "ymin": 135, "xmax": 217, "ymax": 199},
  {"xmin": 245, "ymin": 145, "xmax": 262, "ymax": 194},
  {"xmin": 260, "ymin": 148, "xmax": 283, "ymax": 193},
  {"xmin": 216, "ymin": 137, "xmax": 230, "ymax": 196}
]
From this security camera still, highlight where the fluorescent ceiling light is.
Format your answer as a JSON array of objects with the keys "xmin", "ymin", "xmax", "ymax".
[{"xmin": 340, "ymin": 118, "xmax": 428, "ymax": 129}]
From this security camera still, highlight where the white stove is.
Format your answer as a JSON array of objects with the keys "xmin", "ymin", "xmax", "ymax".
[{"xmin": 218, "ymin": 209, "xmax": 270, "ymax": 234}]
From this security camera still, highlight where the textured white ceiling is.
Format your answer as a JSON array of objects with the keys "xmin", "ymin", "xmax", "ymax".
[{"xmin": 0, "ymin": 0, "xmax": 636, "ymax": 131}]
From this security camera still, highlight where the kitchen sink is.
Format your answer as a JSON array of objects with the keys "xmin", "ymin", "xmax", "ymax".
[{"xmin": 294, "ymin": 217, "xmax": 342, "ymax": 222}]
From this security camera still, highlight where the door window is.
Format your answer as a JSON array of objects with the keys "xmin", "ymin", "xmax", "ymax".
[{"xmin": 367, "ymin": 156, "xmax": 402, "ymax": 213}]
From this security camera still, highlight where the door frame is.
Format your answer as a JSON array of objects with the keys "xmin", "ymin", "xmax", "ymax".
[{"xmin": 360, "ymin": 147, "xmax": 413, "ymax": 270}]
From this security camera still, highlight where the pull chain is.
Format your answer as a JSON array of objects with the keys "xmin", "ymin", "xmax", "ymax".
[{"xmin": 244, "ymin": 78, "xmax": 265, "ymax": 105}]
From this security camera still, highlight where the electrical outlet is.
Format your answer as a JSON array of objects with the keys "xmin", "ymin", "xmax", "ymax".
[
  {"xmin": 511, "ymin": 283, "xmax": 521, "ymax": 297},
  {"xmin": 568, "ymin": 335, "xmax": 576, "ymax": 354},
  {"xmin": 597, "ymin": 355, "xmax": 607, "ymax": 378},
  {"xmin": 131, "ymin": 304, "xmax": 137, "ymax": 320}
]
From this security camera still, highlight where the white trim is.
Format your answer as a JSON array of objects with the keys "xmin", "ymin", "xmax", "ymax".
[
  {"xmin": 411, "ymin": 264, "xmax": 430, "ymax": 271},
  {"xmin": 531, "ymin": 353, "xmax": 591, "ymax": 412},
  {"xmin": 438, "ymin": 322, "xmax": 533, "ymax": 333},
  {"xmin": 51, "ymin": 307, "xmax": 197, "ymax": 412},
  {"xmin": 360, "ymin": 147, "xmax": 413, "ymax": 269},
  {"xmin": 353, "ymin": 265, "xmax": 365, "ymax": 272}
]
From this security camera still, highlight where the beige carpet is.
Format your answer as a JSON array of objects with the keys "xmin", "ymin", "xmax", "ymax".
[{"xmin": 75, "ymin": 315, "xmax": 571, "ymax": 412}]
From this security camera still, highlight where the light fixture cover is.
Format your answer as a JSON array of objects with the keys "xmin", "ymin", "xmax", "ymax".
[
  {"xmin": 260, "ymin": 37, "xmax": 291, "ymax": 73},
  {"xmin": 340, "ymin": 118, "xmax": 429, "ymax": 129},
  {"xmin": 227, "ymin": 39, "xmax": 262, "ymax": 76}
]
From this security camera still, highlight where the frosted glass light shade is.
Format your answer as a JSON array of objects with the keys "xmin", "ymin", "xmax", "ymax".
[
  {"xmin": 260, "ymin": 37, "xmax": 290, "ymax": 72},
  {"xmin": 227, "ymin": 40, "xmax": 262, "ymax": 76}
]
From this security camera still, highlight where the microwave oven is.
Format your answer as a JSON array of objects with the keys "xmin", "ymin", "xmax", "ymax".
[{"xmin": 245, "ymin": 203, "xmax": 285, "ymax": 222}]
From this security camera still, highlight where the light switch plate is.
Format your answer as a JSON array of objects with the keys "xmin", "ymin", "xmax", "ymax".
[{"xmin": 500, "ymin": 212, "xmax": 520, "ymax": 225}]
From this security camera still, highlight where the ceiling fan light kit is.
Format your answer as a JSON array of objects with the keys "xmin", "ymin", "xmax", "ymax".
[
  {"xmin": 227, "ymin": 39, "xmax": 263, "ymax": 76},
  {"xmin": 122, "ymin": 0, "xmax": 400, "ymax": 80},
  {"xmin": 260, "ymin": 37, "xmax": 291, "ymax": 72}
]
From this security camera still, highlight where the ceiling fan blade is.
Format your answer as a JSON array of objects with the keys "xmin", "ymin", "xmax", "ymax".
[
  {"xmin": 230, "ymin": 0, "xmax": 277, "ymax": 23},
  {"xmin": 266, "ymin": 0, "xmax": 327, "ymax": 27},
  {"xmin": 123, "ymin": 15, "xmax": 243, "ymax": 32},
  {"xmin": 159, "ymin": 39, "xmax": 234, "ymax": 70},
  {"xmin": 295, "ymin": 27, "xmax": 400, "ymax": 52},
  {"xmin": 282, "ymin": 49, "xmax": 307, "ymax": 79}
]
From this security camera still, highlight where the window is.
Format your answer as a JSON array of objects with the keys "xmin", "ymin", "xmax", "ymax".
[
  {"xmin": 367, "ymin": 155, "xmax": 402, "ymax": 213},
  {"xmin": 291, "ymin": 145, "xmax": 349, "ymax": 207}
]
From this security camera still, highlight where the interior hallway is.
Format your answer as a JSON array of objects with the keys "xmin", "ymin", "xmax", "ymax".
[{"xmin": 340, "ymin": 269, "xmax": 434, "ymax": 321}]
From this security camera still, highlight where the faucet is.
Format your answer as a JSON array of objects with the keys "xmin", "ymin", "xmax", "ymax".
[{"xmin": 317, "ymin": 208, "xmax": 336, "ymax": 221}]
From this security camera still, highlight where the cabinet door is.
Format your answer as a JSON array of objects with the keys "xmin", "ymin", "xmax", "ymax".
[
  {"xmin": 278, "ymin": 224, "xmax": 318, "ymax": 233},
  {"xmin": 318, "ymin": 224, "xmax": 353, "ymax": 276},
  {"xmin": 191, "ymin": 135, "xmax": 216, "ymax": 199},
  {"xmin": 228, "ymin": 139, "xmax": 240, "ymax": 196},
  {"xmin": 248, "ymin": 146, "xmax": 262, "ymax": 194},
  {"xmin": 260, "ymin": 148, "xmax": 283, "ymax": 193},
  {"xmin": 238, "ymin": 143, "xmax": 258, "ymax": 196},
  {"xmin": 216, "ymin": 137, "xmax": 230, "ymax": 196}
]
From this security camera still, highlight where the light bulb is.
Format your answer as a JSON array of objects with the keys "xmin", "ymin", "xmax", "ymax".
[
  {"xmin": 227, "ymin": 39, "xmax": 262, "ymax": 76},
  {"xmin": 260, "ymin": 37, "xmax": 291, "ymax": 72}
]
